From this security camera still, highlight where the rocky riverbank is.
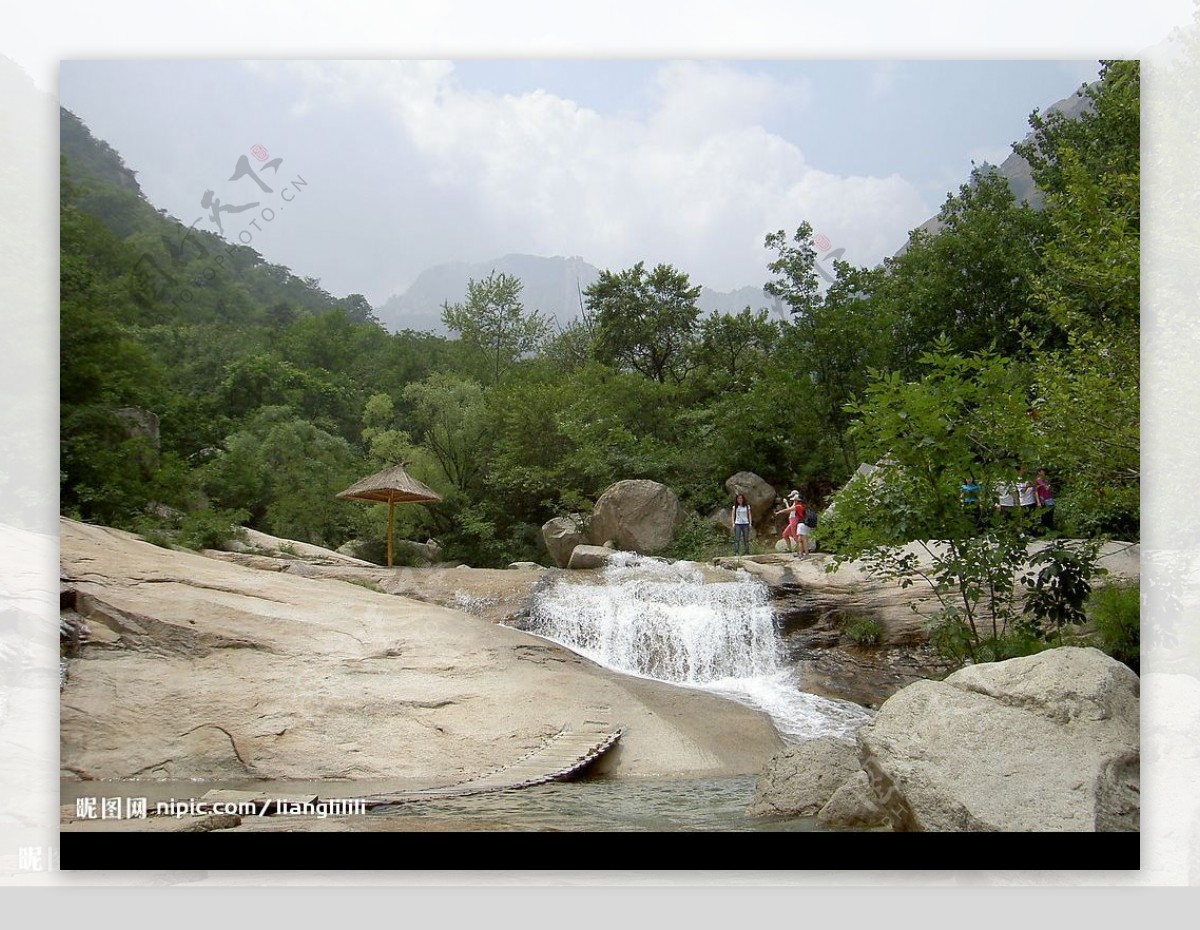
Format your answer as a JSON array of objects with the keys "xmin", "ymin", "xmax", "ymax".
[
  {"xmin": 749, "ymin": 646, "xmax": 1140, "ymax": 831},
  {"xmin": 715, "ymin": 540, "xmax": 1140, "ymax": 709},
  {"xmin": 208, "ymin": 531, "xmax": 1140, "ymax": 712}
]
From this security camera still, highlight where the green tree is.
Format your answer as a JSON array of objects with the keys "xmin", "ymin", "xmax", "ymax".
[
  {"xmin": 402, "ymin": 374, "xmax": 490, "ymax": 494},
  {"xmin": 764, "ymin": 223, "xmax": 821, "ymax": 318},
  {"xmin": 200, "ymin": 406, "xmax": 365, "ymax": 546},
  {"xmin": 337, "ymin": 293, "xmax": 379, "ymax": 325},
  {"xmin": 1015, "ymin": 61, "xmax": 1139, "ymax": 207},
  {"xmin": 689, "ymin": 361, "xmax": 825, "ymax": 498},
  {"xmin": 695, "ymin": 307, "xmax": 779, "ymax": 392},
  {"xmin": 585, "ymin": 262, "xmax": 702, "ymax": 384},
  {"xmin": 441, "ymin": 271, "xmax": 552, "ymax": 385},
  {"xmin": 1022, "ymin": 60, "xmax": 1140, "ymax": 536},
  {"xmin": 361, "ymin": 392, "xmax": 410, "ymax": 465},
  {"xmin": 820, "ymin": 342, "xmax": 1093, "ymax": 667},
  {"xmin": 764, "ymin": 226, "xmax": 892, "ymax": 476},
  {"xmin": 486, "ymin": 361, "xmax": 680, "ymax": 513},
  {"xmin": 871, "ymin": 167, "xmax": 1052, "ymax": 368}
]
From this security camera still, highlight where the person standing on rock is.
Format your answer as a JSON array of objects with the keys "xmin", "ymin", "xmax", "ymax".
[
  {"xmin": 961, "ymin": 475, "xmax": 984, "ymax": 531},
  {"xmin": 731, "ymin": 493, "xmax": 753, "ymax": 556},
  {"xmin": 775, "ymin": 491, "xmax": 807, "ymax": 558},
  {"xmin": 1035, "ymin": 468, "xmax": 1055, "ymax": 534},
  {"xmin": 1016, "ymin": 464, "xmax": 1037, "ymax": 524},
  {"xmin": 995, "ymin": 475, "xmax": 1017, "ymax": 520}
]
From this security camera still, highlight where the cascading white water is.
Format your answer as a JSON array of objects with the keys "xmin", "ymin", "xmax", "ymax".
[{"xmin": 525, "ymin": 553, "xmax": 871, "ymax": 741}]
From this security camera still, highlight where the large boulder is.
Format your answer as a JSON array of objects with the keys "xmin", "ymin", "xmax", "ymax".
[
  {"xmin": 747, "ymin": 737, "xmax": 861, "ymax": 817},
  {"xmin": 856, "ymin": 646, "xmax": 1140, "ymax": 832},
  {"xmin": 586, "ymin": 480, "xmax": 687, "ymax": 554},
  {"xmin": 541, "ymin": 514, "xmax": 587, "ymax": 568},
  {"xmin": 707, "ymin": 506, "xmax": 731, "ymax": 532},
  {"xmin": 724, "ymin": 472, "xmax": 777, "ymax": 523}
]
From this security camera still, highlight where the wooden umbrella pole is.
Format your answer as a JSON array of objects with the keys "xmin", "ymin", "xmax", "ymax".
[{"xmin": 387, "ymin": 492, "xmax": 395, "ymax": 568}]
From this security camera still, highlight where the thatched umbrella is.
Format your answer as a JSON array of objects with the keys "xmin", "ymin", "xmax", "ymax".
[{"xmin": 336, "ymin": 464, "xmax": 442, "ymax": 567}]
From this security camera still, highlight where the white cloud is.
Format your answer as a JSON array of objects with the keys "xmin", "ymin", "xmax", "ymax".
[
  {"xmin": 649, "ymin": 60, "xmax": 805, "ymax": 137},
  {"xmin": 252, "ymin": 60, "xmax": 930, "ymax": 292}
]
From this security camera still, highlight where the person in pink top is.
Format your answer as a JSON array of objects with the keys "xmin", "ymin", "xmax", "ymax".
[
  {"xmin": 1035, "ymin": 467, "xmax": 1055, "ymax": 533},
  {"xmin": 775, "ymin": 490, "xmax": 808, "ymax": 558}
]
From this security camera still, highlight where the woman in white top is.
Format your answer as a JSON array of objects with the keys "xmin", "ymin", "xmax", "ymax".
[
  {"xmin": 1016, "ymin": 464, "xmax": 1037, "ymax": 516},
  {"xmin": 731, "ymin": 493, "xmax": 753, "ymax": 556}
]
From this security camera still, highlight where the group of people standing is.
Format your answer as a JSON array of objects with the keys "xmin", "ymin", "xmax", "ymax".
[
  {"xmin": 963, "ymin": 465, "xmax": 1055, "ymax": 533},
  {"xmin": 730, "ymin": 463, "xmax": 1058, "ymax": 559},
  {"xmin": 730, "ymin": 489, "xmax": 813, "ymax": 558}
]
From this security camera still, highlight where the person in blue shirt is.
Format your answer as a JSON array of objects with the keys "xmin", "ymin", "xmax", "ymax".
[{"xmin": 961, "ymin": 476, "xmax": 984, "ymax": 531}]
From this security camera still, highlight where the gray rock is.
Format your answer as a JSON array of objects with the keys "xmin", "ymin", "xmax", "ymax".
[
  {"xmin": 567, "ymin": 545, "xmax": 615, "ymax": 570},
  {"xmin": 724, "ymin": 472, "xmax": 777, "ymax": 523},
  {"xmin": 542, "ymin": 514, "xmax": 587, "ymax": 568},
  {"xmin": 588, "ymin": 480, "xmax": 687, "ymax": 554},
  {"xmin": 392, "ymin": 539, "xmax": 440, "ymax": 564},
  {"xmin": 507, "ymin": 562, "xmax": 544, "ymax": 571},
  {"xmin": 816, "ymin": 770, "xmax": 888, "ymax": 829},
  {"xmin": 748, "ymin": 737, "xmax": 860, "ymax": 817},
  {"xmin": 857, "ymin": 647, "xmax": 1140, "ymax": 832},
  {"xmin": 147, "ymin": 503, "xmax": 184, "ymax": 523},
  {"xmin": 236, "ymin": 529, "xmax": 375, "ymax": 566},
  {"xmin": 115, "ymin": 406, "xmax": 161, "ymax": 449}
]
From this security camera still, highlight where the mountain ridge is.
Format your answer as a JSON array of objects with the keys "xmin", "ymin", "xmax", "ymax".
[{"xmin": 377, "ymin": 253, "xmax": 783, "ymax": 334}]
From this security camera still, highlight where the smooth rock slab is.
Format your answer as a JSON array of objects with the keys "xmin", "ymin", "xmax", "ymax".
[
  {"xmin": 60, "ymin": 519, "xmax": 783, "ymax": 783},
  {"xmin": 856, "ymin": 646, "xmax": 1140, "ymax": 832}
]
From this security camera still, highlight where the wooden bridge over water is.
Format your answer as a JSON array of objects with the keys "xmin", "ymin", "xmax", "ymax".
[{"xmin": 202, "ymin": 724, "xmax": 624, "ymax": 814}]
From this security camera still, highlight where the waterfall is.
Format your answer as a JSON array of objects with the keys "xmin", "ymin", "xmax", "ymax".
[{"xmin": 524, "ymin": 553, "xmax": 870, "ymax": 741}]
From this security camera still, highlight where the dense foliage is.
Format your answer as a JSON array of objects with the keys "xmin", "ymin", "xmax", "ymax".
[{"xmin": 60, "ymin": 61, "xmax": 1139, "ymax": 593}]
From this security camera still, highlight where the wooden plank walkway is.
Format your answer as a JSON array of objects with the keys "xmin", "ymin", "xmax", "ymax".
[
  {"xmin": 359, "ymin": 725, "xmax": 624, "ymax": 807},
  {"xmin": 202, "ymin": 724, "xmax": 624, "ymax": 813}
]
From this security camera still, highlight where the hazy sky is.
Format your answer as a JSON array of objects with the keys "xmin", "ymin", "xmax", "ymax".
[{"xmin": 60, "ymin": 59, "xmax": 1101, "ymax": 305}]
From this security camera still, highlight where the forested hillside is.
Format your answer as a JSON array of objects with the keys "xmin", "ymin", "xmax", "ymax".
[{"xmin": 60, "ymin": 61, "xmax": 1139, "ymax": 569}]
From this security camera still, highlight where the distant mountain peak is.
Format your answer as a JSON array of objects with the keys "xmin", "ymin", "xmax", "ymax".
[
  {"xmin": 376, "ymin": 254, "xmax": 778, "ymax": 334},
  {"xmin": 60, "ymin": 107, "xmax": 144, "ymax": 198},
  {"xmin": 894, "ymin": 82, "xmax": 1094, "ymax": 256}
]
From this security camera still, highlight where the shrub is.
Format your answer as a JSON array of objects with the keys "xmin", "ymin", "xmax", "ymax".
[
  {"xmin": 177, "ymin": 509, "xmax": 250, "ymax": 551},
  {"xmin": 1088, "ymin": 582, "xmax": 1140, "ymax": 674},
  {"xmin": 841, "ymin": 614, "xmax": 884, "ymax": 647},
  {"xmin": 662, "ymin": 515, "xmax": 730, "ymax": 562},
  {"xmin": 1018, "ymin": 539, "xmax": 1106, "ymax": 645},
  {"xmin": 133, "ymin": 507, "xmax": 248, "ymax": 551}
]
